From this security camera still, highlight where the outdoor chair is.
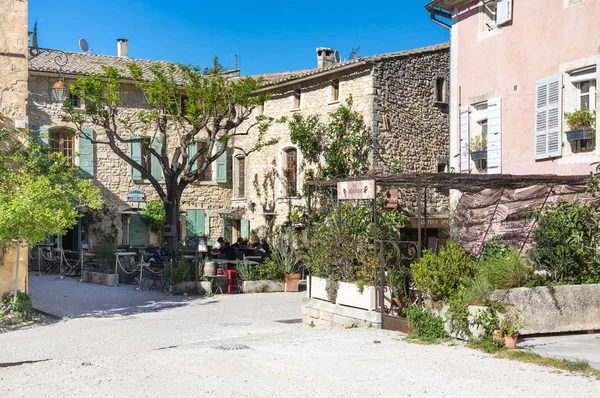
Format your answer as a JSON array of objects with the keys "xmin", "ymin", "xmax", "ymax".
[{"xmin": 147, "ymin": 262, "xmax": 168, "ymax": 292}]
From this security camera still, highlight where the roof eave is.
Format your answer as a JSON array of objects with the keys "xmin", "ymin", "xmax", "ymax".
[{"xmin": 425, "ymin": 0, "xmax": 468, "ymax": 12}]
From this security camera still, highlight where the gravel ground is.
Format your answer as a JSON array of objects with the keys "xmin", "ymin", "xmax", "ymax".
[{"xmin": 0, "ymin": 275, "xmax": 599, "ymax": 397}]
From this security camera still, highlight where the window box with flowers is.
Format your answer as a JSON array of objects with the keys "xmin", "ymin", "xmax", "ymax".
[
  {"xmin": 468, "ymin": 136, "xmax": 488, "ymax": 161},
  {"xmin": 565, "ymin": 108, "xmax": 596, "ymax": 152}
]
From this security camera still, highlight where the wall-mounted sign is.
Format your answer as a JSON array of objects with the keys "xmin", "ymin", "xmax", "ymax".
[
  {"xmin": 337, "ymin": 180, "xmax": 375, "ymax": 200},
  {"xmin": 127, "ymin": 189, "xmax": 145, "ymax": 202}
]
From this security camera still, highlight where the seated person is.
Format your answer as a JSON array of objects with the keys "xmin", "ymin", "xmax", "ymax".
[
  {"xmin": 150, "ymin": 244, "xmax": 170, "ymax": 264},
  {"xmin": 259, "ymin": 238, "xmax": 271, "ymax": 257},
  {"xmin": 213, "ymin": 237, "xmax": 225, "ymax": 251},
  {"xmin": 232, "ymin": 237, "xmax": 244, "ymax": 249}
]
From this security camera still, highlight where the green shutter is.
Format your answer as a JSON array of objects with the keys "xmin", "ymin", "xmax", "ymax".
[
  {"xmin": 186, "ymin": 209, "xmax": 205, "ymax": 237},
  {"xmin": 32, "ymin": 126, "xmax": 49, "ymax": 145},
  {"xmin": 129, "ymin": 213, "xmax": 149, "ymax": 246},
  {"xmin": 130, "ymin": 142, "xmax": 142, "ymax": 180},
  {"xmin": 223, "ymin": 219, "xmax": 232, "ymax": 243},
  {"xmin": 241, "ymin": 220, "xmax": 250, "ymax": 239},
  {"xmin": 151, "ymin": 138, "xmax": 163, "ymax": 181},
  {"xmin": 186, "ymin": 143, "xmax": 197, "ymax": 172},
  {"xmin": 215, "ymin": 142, "xmax": 227, "ymax": 183},
  {"xmin": 78, "ymin": 129, "xmax": 95, "ymax": 178}
]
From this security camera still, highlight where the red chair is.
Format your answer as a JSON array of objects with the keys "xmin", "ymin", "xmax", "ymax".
[{"xmin": 225, "ymin": 269, "xmax": 241, "ymax": 294}]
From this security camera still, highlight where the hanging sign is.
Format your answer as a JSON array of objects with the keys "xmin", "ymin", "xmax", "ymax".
[
  {"xmin": 127, "ymin": 189, "xmax": 145, "ymax": 202},
  {"xmin": 337, "ymin": 180, "xmax": 375, "ymax": 200}
]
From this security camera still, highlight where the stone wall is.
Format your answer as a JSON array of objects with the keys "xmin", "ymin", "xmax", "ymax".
[
  {"xmin": 28, "ymin": 74, "xmax": 232, "ymax": 244},
  {"xmin": 372, "ymin": 49, "xmax": 450, "ymax": 216},
  {"xmin": 232, "ymin": 67, "xmax": 374, "ymax": 238}
]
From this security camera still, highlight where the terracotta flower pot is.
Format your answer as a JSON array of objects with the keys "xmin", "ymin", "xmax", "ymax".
[
  {"xmin": 284, "ymin": 273, "xmax": 301, "ymax": 292},
  {"xmin": 492, "ymin": 331, "xmax": 504, "ymax": 345},
  {"xmin": 504, "ymin": 333, "xmax": 519, "ymax": 349}
]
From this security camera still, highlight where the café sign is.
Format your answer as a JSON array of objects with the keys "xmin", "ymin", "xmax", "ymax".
[
  {"xmin": 337, "ymin": 180, "xmax": 375, "ymax": 200},
  {"xmin": 127, "ymin": 189, "xmax": 145, "ymax": 202}
]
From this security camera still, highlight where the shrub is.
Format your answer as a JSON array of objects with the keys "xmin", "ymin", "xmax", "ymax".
[
  {"xmin": 255, "ymin": 258, "xmax": 285, "ymax": 281},
  {"xmin": 565, "ymin": 108, "xmax": 596, "ymax": 131},
  {"xmin": 1, "ymin": 291, "xmax": 32, "ymax": 318},
  {"xmin": 94, "ymin": 235, "xmax": 117, "ymax": 273},
  {"xmin": 411, "ymin": 241, "xmax": 475, "ymax": 301},
  {"xmin": 529, "ymin": 198, "xmax": 600, "ymax": 284},
  {"xmin": 406, "ymin": 305, "xmax": 448, "ymax": 341},
  {"xmin": 141, "ymin": 199, "xmax": 166, "ymax": 233},
  {"xmin": 479, "ymin": 236, "xmax": 510, "ymax": 260},
  {"xmin": 477, "ymin": 249, "xmax": 532, "ymax": 290},
  {"xmin": 166, "ymin": 256, "xmax": 190, "ymax": 284}
]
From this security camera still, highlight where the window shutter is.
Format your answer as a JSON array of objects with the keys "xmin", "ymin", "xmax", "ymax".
[
  {"xmin": 459, "ymin": 106, "xmax": 470, "ymax": 173},
  {"xmin": 535, "ymin": 75, "xmax": 563, "ymax": 160},
  {"xmin": 151, "ymin": 137, "xmax": 163, "ymax": 181},
  {"xmin": 223, "ymin": 219, "xmax": 232, "ymax": 243},
  {"xmin": 186, "ymin": 209, "xmax": 205, "ymax": 237},
  {"xmin": 130, "ymin": 141, "xmax": 142, "ymax": 180},
  {"xmin": 215, "ymin": 142, "xmax": 227, "ymax": 183},
  {"xmin": 129, "ymin": 213, "xmax": 149, "ymax": 246},
  {"xmin": 32, "ymin": 126, "xmax": 49, "ymax": 145},
  {"xmin": 78, "ymin": 129, "xmax": 95, "ymax": 178},
  {"xmin": 486, "ymin": 98, "xmax": 502, "ymax": 174},
  {"xmin": 241, "ymin": 220, "xmax": 250, "ymax": 239},
  {"xmin": 186, "ymin": 142, "xmax": 197, "ymax": 172},
  {"xmin": 496, "ymin": 0, "xmax": 512, "ymax": 26}
]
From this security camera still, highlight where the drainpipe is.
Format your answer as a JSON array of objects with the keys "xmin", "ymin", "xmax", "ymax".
[{"xmin": 429, "ymin": 8, "xmax": 452, "ymax": 31}]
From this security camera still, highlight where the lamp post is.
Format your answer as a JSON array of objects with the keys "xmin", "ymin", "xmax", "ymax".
[{"xmin": 29, "ymin": 47, "xmax": 70, "ymax": 103}]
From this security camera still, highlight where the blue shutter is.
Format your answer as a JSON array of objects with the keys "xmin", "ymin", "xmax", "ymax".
[
  {"xmin": 215, "ymin": 142, "xmax": 227, "ymax": 183},
  {"xmin": 223, "ymin": 219, "xmax": 232, "ymax": 243},
  {"xmin": 32, "ymin": 126, "xmax": 49, "ymax": 145},
  {"xmin": 130, "ymin": 141, "xmax": 142, "ymax": 180},
  {"xmin": 186, "ymin": 209, "xmax": 205, "ymax": 237},
  {"xmin": 129, "ymin": 213, "xmax": 149, "ymax": 246},
  {"xmin": 78, "ymin": 129, "xmax": 95, "ymax": 178},
  {"xmin": 241, "ymin": 220, "xmax": 250, "ymax": 239},
  {"xmin": 186, "ymin": 143, "xmax": 197, "ymax": 172},
  {"xmin": 151, "ymin": 137, "xmax": 163, "ymax": 181}
]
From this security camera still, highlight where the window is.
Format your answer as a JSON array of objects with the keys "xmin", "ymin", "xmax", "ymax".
[
  {"xmin": 292, "ymin": 89, "xmax": 301, "ymax": 110},
  {"xmin": 49, "ymin": 129, "xmax": 74, "ymax": 161},
  {"xmin": 140, "ymin": 145, "xmax": 152, "ymax": 174},
  {"xmin": 577, "ymin": 80, "xmax": 596, "ymax": 111},
  {"xmin": 331, "ymin": 80, "xmax": 340, "ymax": 103},
  {"xmin": 236, "ymin": 155, "xmax": 246, "ymax": 198},
  {"xmin": 567, "ymin": 70, "xmax": 596, "ymax": 152},
  {"xmin": 434, "ymin": 77, "xmax": 447, "ymax": 104},
  {"xmin": 67, "ymin": 92, "xmax": 81, "ymax": 108},
  {"xmin": 472, "ymin": 103, "xmax": 488, "ymax": 172},
  {"xmin": 480, "ymin": 0, "xmax": 512, "ymax": 33},
  {"xmin": 196, "ymin": 142, "xmax": 213, "ymax": 181},
  {"xmin": 481, "ymin": 1, "xmax": 497, "ymax": 31},
  {"xmin": 258, "ymin": 102, "xmax": 265, "ymax": 115},
  {"xmin": 180, "ymin": 95, "xmax": 189, "ymax": 115},
  {"xmin": 283, "ymin": 148, "xmax": 298, "ymax": 197}
]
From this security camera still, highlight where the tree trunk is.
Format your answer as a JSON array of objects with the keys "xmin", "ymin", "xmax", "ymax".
[{"xmin": 164, "ymin": 178, "xmax": 184, "ymax": 255}]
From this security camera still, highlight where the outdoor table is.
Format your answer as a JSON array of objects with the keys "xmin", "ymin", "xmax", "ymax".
[
  {"xmin": 205, "ymin": 275, "xmax": 227, "ymax": 294},
  {"xmin": 114, "ymin": 252, "xmax": 138, "ymax": 287}
]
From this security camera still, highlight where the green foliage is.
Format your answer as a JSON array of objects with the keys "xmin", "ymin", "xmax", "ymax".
[
  {"xmin": 529, "ymin": 198, "xmax": 600, "ymax": 284},
  {"xmin": 447, "ymin": 299, "xmax": 471, "ymax": 337},
  {"xmin": 287, "ymin": 96, "xmax": 372, "ymax": 180},
  {"xmin": 468, "ymin": 335, "xmax": 504, "ymax": 353},
  {"xmin": 477, "ymin": 249, "xmax": 532, "ymax": 290},
  {"xmin": 0, "ymin": 128, "xmax": 102, "ymax": 247},
  {"xmin": 94, "ymin": 236, "xmax": 118, "ymax": 273},
  {"xmin": 255, "ymin": 257, "xmax": 285, "ymax": 281},
  {"xmin": 467, "ymin": 135, "xmax": 487, "ymax": 152},
  {"xmin": 32, "ymin": 20, "xmax": 38, "ymax": 48},
  {"xmin": 141, "ymin": 199, "xmax": 166, "ymax": 233},
  {"xmin": 406, "ymin": 305, "xmax": 448, "ymax": 342},
  {"xmin": 565, "ymin": 108, "xmax": 596, "ymax": 131},
  {"xmin": 479, "ymin": 236, "xmax": 510, "ymax": 260},
  {"xmin": 499, "ymin": 314, "xmax": 521, "ymax": 335},
  {"xmin": 166, "ymin": 256, "xmax": 190, "ymax": 284},
  {"xmin": 472, "ymin": 299, "xmax": 506, "ymax": 336},
  {"xmin": 411, "ymin": 241, "xmax": 475, "ymax": 301},
  {"xmin": 0, "ymin": 291, "xmax": 32, "ymax": 318}
]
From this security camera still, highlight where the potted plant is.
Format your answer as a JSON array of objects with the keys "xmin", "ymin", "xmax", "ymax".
[
  {"xmin": 565, "ymin": 109, "xmax": 596, "ymax": 141},
  {"xmin": 274, "ymin": 240, "xmax": 302, "ymax": 292},
  {"xmin": 500, "ymin": 315, "xmax": 521, "ymax": 349},
  {"xmin": 467, "ymin": 136, "xmax": 487, "ymax": 161}
]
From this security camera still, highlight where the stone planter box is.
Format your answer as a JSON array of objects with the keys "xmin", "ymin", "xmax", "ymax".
[
  {"xmin": 307, "ymin": 276, "xmax": 329, "ymax": 302},
  {"xmin": 242, "ymin": 280, "xmax": 284, "ymax": 293},
  {"xmin": 566, "ymin": 128, "xmax": 594, "ymax": 141},
  {"xmin": 336, "ymin": 281, "xmax": 377, "ymax": 310},
  {"xmin": 170, "ymin": 281, "xmax": 211, "ymax": 295},
  {"xmin": 302, "ymin": 297, "xmax": 382, "ymax": 329},
  {"xmin": 470, "ymin": 150, "xmax": 487, "ymax": 161},
  {"xmin": 82, "ymin": 271, "xmax": 118, "ymax": 287},
  {"xmin": 491, "ymin": 284, "xmax": 600, "ymax": 335},
  {"xmin": 430, "ymin": 304, "xmax": 487, "ymax": 340}
]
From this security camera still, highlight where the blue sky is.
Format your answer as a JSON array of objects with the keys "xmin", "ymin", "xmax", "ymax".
[{"xmin": 29, "ymin": 1, "xmax": 448, "ymax": 75}]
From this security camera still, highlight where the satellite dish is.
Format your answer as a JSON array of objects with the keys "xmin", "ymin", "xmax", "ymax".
[
  {"xmin": 334, "ymin": 50, "xmax": 341, "ymax": 64},
  {"xmin": 79, "ymin": 38, "xmax": 89, "ymax": 53}
]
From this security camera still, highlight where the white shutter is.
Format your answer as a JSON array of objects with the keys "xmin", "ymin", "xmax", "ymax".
[
  {"xmin": 460, "ymin": 106, "xmax": 470, "ymax": 173},
  {"xmin": 487, "ymin": 98, "xmax": 502, "ymax": 174},
  {"xmin": 496, "ymin": 0, "xmax": 512, "ymax": 26},
  {"xmin": 535, "ymin": 74, "xmax": 563, "ymax": 160}
]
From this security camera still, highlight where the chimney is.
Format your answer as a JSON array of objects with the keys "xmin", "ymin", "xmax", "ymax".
[
  {"xmin": 316, "ymin": 47, "xmax": 335, "ymax": 69},
  {"xmin": 117, "ymin": 38, "xmax": 128, "ymax": 58}
]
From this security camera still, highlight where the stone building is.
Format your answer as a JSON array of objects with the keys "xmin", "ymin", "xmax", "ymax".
[
  {"xmin": 21, "ymin": 37, "xmax": 449, "ymax": 249},
  {"xmin": 232, "ymin": 43, "xmax": 450, "ymax": 242}
]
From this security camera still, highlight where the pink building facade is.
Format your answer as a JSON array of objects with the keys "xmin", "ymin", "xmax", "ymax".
[{"xmin": 426, "ymin": 0, "xmax": 600, "ymax": 176}]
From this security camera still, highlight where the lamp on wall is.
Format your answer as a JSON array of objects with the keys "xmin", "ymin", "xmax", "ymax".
[
  {"xmin": 51, "ymin": 75, "xmax": 69, "ymax": 103},
  {"xmin": 29, "ymin": 47, "xmax": 70, "ymax": 103}
]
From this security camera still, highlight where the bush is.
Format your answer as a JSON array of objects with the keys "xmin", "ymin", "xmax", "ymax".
[
  {"xmin": 406, "ymin": 305, "xmax": 448, "ymax": 341},
  {"xmin": 166, "ymin": 256, "xmax": 190, "ymax": 284},
  {"xmin": 1, "ymin": 291, "xmax": 32, "ymax": 318},
  {"xmin": 411, "ymin": 241, "xmax": 475, "ymax": 301},
  {"xmin": 477, "ymin": 249, "xmax": 532, "ymax": 290},
  {"xmin": 255, "ymin": 258, "xmax": 285, "ymax": 281},
  {"xmin": 529, "ymin": 199, "xmax": 600, "ymax": 284},
  {"xmin": 141, "ymin": 199, "xmax": 166, "ymax": 233},
  {"xmin": 94, "ymin": 235, "xmax": 117, "ymax": 273}
]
